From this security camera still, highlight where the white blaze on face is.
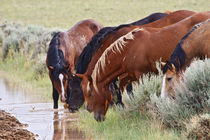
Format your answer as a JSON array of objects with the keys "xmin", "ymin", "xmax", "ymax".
[
  {"xmin": 59, "ymin": 73, "xmax": 66, "ymax": 102},
  {"xmin": 161, "ymin": 74, "xmax": 166, "ymax": 98}
]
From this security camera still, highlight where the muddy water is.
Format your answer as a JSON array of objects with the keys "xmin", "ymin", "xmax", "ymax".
[{"xmin": 0, "ymin": 78, "xmax": 86, "ymax": 140}]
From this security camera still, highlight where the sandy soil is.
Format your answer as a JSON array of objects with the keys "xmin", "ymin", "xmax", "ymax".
[{"xmin": 0, "ymin": 110, "xmax": 36, "ymax": 140}]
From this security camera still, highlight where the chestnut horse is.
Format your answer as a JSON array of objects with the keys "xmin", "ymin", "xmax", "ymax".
[
  {"xmin": 161, "ymin": 19, "xmax": 210, "ymax": 98},
  {"xmin": 77, "ymin": 11, "xmax": 210, "ymax": 121},
  {"xmin": 46, "ymin": 19, "xmax": 103, "ymax": 109},
  {"xmin": 68, "ymin": 10, "xmax": 195, "ymax": 112},
  {"xmin": 66, "ymin": 12, "xmax": 169, "ymax": 111}
]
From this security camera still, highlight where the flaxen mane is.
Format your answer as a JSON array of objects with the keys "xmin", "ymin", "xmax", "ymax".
[
  {"xmin": 163, "ymin": 19, "xmax": 210, "ymax": 73},
  {"xmin": 91, "ymin": 28, "xmax": 143, "ymax": 92}
]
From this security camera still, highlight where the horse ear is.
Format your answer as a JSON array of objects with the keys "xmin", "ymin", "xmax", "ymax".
[
  {"xmin": 171, "ymin": 64, "xmax": 176, "ymax": 70},
  {"xmin": 161, "ymin": 62, "xmax": 166, "ymax": 69},
  {"xmin": 49, "ymin": 66, "xmax": 54, "ymax": 70},
  {"xmin": 161, "ymin": 62, "xmax": 166, "ymax": 66}
]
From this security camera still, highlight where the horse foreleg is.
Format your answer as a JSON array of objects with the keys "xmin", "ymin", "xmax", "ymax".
[
  {"xmin": 119, "ymin": 77, "xmax": 134, "ymax": 99},
  {"xmin": 109, "ymin": 79, "xmax": 124, "ymax": 107},
  {"xmin": 53, "ymin": 87, "xmax": 59, "ymax": 109},
  {"xmin": 112, "ymin": 79, "xmax": 124, "ymax": 107}
]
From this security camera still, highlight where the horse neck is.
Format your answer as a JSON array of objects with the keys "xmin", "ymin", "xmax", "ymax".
[
  {"xmin": 89, "ymin": 29, "xmax": 138, "ymax": 91},
  {"xmin": 59, "ymin": 32, "xmax": 77, "ymax": 74},
  {"xmin": 85, "ymin": 26, "xmax": 135, "ymax": 74}
]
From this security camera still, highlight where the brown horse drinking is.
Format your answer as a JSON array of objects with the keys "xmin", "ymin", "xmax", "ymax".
[
  {"xmin": 46, "ymin": 19, "xmax": 103, "ymax": 109},
  {"xmin": 77, "ymin": 11, "xmax": 210, "ymax": 121},
  {"xmin": 161, "ymin": 19, "xmax": 210, "ymax": 98},
  {"xmin": 70, "ymin": 10, "xmax": 195, "ymax": 111}
]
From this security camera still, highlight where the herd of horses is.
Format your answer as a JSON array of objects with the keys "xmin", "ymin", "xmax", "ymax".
[{"xmin": 46, "ymin": 10, "xmax": 210, "ymax": 122}]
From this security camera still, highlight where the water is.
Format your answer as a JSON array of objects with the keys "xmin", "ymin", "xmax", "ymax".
[{"xmin": 0, "ymin": 78, "xmax": 86, "ymax": 140}]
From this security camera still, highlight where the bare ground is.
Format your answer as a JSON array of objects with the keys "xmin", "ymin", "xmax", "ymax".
[{"xmin": 0, "ymin": 110, "xmax": 36, "ymax": 140}]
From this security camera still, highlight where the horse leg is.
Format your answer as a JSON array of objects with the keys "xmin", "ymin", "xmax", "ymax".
[
  {"xmin": 109, "ymin": 79, "xmax": 124, "ymax": 107},
  {"xmin": 119, "ymin": 75, "xmax": 134, "ymax": 98},
  {"xmin": 53, "ymin": 87, "xmax": 59, "ymax": 109}
]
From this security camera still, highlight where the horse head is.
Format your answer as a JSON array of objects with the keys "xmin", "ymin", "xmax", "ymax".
[
  {"xmin": 160, "ymin": 61, "xmax": 180, "ymax": 99},
  {"xmin": 77, "ymin": 73, "xmax": 112, "ymax": 122},
  {"xmin": 48, "ymin": 59, "xmax": 69, "ymax": 103},
  {"xmin": 47, "ymin": 32, "xmax": 70, "ymax": 103}
]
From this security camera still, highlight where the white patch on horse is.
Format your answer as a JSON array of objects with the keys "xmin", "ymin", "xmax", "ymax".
[
  {"xmin": 59, "ymin": 74, "xmax": 66, "ymax": 101},
  {"xmin": 87, "ymin": 81, "xmax": 91, "ymax": 93},
  {"xmin": 161, "ymin": 74, "xmax": 166, "ymax": 98},
  {"xmin": 123, "ymin": 57, "xmax": 126, "ymax": 62},
  {"xmin": 91, "ymin": 28, "xmax": 143, "ymax": 93}
]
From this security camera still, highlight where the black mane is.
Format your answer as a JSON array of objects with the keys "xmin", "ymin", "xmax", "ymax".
[
  {"xmin": 47, "ymin": 32, "xmax": 66, "ymax": 80},
  {"xmin": 76, "ymin": 12, "xmax": 168, "ymax": 74},
  {"xmin": 163, "ymin": 20, "xmax": 210, "ymax": 73}
]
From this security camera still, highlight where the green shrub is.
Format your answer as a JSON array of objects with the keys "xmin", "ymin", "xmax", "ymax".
[
  {"xmin": 0, "ymin": 31, "xmax": 4, "ymax": 48},
  {"xmin": 149, "ymin": 59, "xmax": 210, "ymax": 129},
  {"xmin": 0, "ymin": 21, "xmax": 60, "ymax": 78},
  {"xmin": 0, "ymin": 22, "xmax": 59, "ymax": 60},
  {"xmin": 2, "ymin": 33, "xmax": 20, "ymax": 59},
  {"xmin": 186, "ymin": 114, "xmax": 210, "ymax": 140},
  {"xmin": 118, "ymin": 62, "xmax": 163, "ymax": 114}
]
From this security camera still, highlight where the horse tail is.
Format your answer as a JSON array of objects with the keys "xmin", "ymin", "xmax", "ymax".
[{"xmin": 47, "ymin": 32, "xmax": 66, "ymax": 80}]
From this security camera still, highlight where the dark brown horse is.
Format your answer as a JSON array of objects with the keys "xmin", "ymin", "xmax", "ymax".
[
  {"xmin": 161, "ymin": 19, "xmax": 210, "ymax": 98},
  {"xmin": 69, "ymin": 10, "xmax": 195, "ymax": 112},
  {"xmin": 77, "ymin": 11, "xmax": 210, "ymax": 121},
  {"xmin": 46, "ymin": 19, "xmax": 103, "ymax": 109}
]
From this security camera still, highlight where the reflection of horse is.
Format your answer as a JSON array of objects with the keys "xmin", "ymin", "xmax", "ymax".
[
  {"xmin": 46, "ymin": 19, "xmax": 103, "ymax": 109},
  {"xmin": 161, "ymin": 19, "xmax": 210, "ymax": 98},
  {"xmin": 77, "ymin": 12, "xmax": 210, "ymax": 122},
  {"xmin": 53, "ymin": 112, "xmax": 85, "ymax": 139},
  {"xmin": 68, "ymin": 10, "xmax": 195, "ymax": 113}
]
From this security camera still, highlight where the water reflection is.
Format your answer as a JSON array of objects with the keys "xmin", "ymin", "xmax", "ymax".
[
  {"xmin": 0, "ymin": 78, "xmax": 87, "ymax": 140},
  {"xmin": 53, "ymin": 112, "xmax": 85, "ymax": 140}
]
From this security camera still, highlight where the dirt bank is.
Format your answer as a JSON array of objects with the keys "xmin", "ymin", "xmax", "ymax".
[{"xmin": 0, "ymin": 110, "xmax": 36, "ymax": 140}]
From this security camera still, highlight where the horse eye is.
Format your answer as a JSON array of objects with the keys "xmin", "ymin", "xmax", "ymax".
[{"xmin": 167, "ymin": 77, "xmax": 172, "ymax": 81}]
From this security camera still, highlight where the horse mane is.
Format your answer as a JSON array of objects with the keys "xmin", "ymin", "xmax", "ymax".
[
  {"xmin": 76, "ymin": 12, "xmax": 168, "ymax": 74},
  {"xmin": 47, "ymin": 32, "xmax": 66, "ymax": 80},
  {"xmin": 91, "ymin": 28, "xmax": 143, "ymax": 92},
  {"xmin": 163, "ymin": 19, "xmax": 210, "ymax": 73}
]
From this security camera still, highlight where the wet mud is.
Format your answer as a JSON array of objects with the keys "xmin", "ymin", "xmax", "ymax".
[{"xmin": 0, "ymin": 110, "xmax": 36, "ymax": 140}]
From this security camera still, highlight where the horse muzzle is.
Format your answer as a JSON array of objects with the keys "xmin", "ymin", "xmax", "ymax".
[
  {"xmin": 68, "ymin": 107, "xmax": 78, "ymax": 113},
  {"xmin": 94, "ymin": 112, "xmax": 105, "ymax": 122}
]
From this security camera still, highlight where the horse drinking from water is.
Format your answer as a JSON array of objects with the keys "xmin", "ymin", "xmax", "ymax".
[
  {"xmin": 67, "ymin": 12, "xmax": 169, "ymax": 111},
  {"xmin": 161, "ymin": 19, "xmax": 210, "ymax": 98},
  {"xmin": 46, "ymin": 19, "xmax": 103, "ymax": 109},
  {"xmin": 68, "ymin": 10, "xmax": 195, "ymax": 112},
  {"xmin": 77, "ymin": 12, "xmax": 210, "ymax": 121}
]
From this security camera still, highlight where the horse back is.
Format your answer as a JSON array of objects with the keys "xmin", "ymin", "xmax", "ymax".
[{"xmin": 144, "ymin": 10, "xmax": 195, "ymax": 28}]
